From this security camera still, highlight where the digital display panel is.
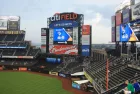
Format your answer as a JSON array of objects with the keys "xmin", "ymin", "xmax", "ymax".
[
  {"xmin": 53, "ymin": 27, "xmax": 73, "ymax": 45},
  {"xmin": 120, "ymin": 23, "xmax": 140, "ymax": 42}
]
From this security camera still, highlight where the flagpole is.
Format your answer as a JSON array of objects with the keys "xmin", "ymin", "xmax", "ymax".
[{"xmin": 106, "ymin": 58, "xmax": 109, "ymax": 91}]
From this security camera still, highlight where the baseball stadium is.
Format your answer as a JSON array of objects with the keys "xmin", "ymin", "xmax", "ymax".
[{"xmin": 0, "ymin": 0, "xmax": 140, "ymax": 94}]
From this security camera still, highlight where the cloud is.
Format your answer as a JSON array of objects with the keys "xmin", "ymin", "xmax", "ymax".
[{"xmin": 84, "ymin": 12, "xmax": 111, "ymax": 44}]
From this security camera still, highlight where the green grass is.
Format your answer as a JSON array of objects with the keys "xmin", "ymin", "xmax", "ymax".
[{"xmin": 0, "ymin": 72, "xmax": 72, "ymax": 94}]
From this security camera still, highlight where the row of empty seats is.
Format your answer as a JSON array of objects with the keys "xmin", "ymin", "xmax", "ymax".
[
  {"xmin": 0, "ymin": 34, "xmax": 25, "ymax": 42},
  {"xmin": 0, "ymin": 59, "xmax": 38, "ymax": 66},
  {"xmin": 0, "ymin": 42, "xmax": 28, "ymax": 48},
  {"xmin": 85, "ymin": 56, "xmax": 140, "ymax": 92},
  {"xmin": 0, "ymin": 49, "xmax": 40, "ymax": 56}
]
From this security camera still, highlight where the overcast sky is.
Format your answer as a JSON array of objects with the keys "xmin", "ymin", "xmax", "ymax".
[{"xmin": 0, "ymin": 0, "xmax": 123, "ymax": 44}]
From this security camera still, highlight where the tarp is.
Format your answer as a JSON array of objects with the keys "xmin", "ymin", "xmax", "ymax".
[
  {"xmin": 74, "ymin": 80, "xmax": 89, "ymax": 85},
  {"xmin": 71, "ymin": 72, "xmax": 84, "ymax": 76}
]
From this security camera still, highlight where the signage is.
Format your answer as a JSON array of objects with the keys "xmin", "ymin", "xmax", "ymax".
[
  {"xmin": 49, "ymin": 13, "xmax": 78, "ymax": 22},
  {"xmin": 116, "ymin": 26, "xmax": 120, "ymax": 41},
  {"xmin": 8, "ymin": 16, "xmax": 20, "ymax": 21},
  {"xmin": 112, "ymin": 27, "xmax": 116, "ymax": 42},
  {"xmin": 111, "ymin": 16, "xmax": 116, "ymax": 27},
  {"xmin": 8, "ymin": 21, "xmax": 19, "ymax": 30},
  {"xmin": 49, "ymin": 29, "xmax": 54, "ymax": 45},
  {"xmin": 49, "ymin": 20, "xmax": 78, "ymax": 28},
  {"xmin": 0, "ymin": 30, "xmax": 25, "ymax": 34},
  {"xmin": 120, "ymin": 23, "xmax": 139, "ymax": 42},
  {"xmin": 49, "ymin": 45, "xmax": 78, "ymax": 55},
  {"xmin": 0, "ymin": 16, "xmax": 8, "ymax": 30},
  {"xmin": 41, "ymin": 45, "xmax": 46, "ymax": 48},
  {"xmin": 123, "ymin": 8, "xmax": 130, "ymax": 23},
  {"xmin": 41, "ymin": 28, "xmax": 46, "ymax": 36},
  {"xmin": 2, "ymin": 56, "xmax": 18, "ymax": 58},
  {"xmin": 131, "ymin": 2, "xmax": 140, "ymax": 21},
  {"xmin": 72, "ymin": 82, "xmax": 81, "ymax": 90},
  {"xmin": 82, "ymin": 25, "xmax": 90, "ymax": 35},
  {"xmin": 82, "ymin": 45, "xmax": 90, "ymax": 56},
  {"xmin": 73, "ymin": 27, "xmax": 78, "ymax": 45},
  {"xmin": 49, "ymin": 72, "xmax": 58, "ymax": 76},
  {"xmin": 82, "ymin": 35, "xmax": 90, "ymax": 45},
  {"xmin": 59, "ymin": 73, "xmax": 66, "ymax": 78},
  {"xmin": 53, "ymin": 27, "xmax": 73, "ymax": 45},
  {"xmin": 116, "ymin": 12, "xmax": 122, "ymax": 26},
  {"xmin": 46, "ymin": 58, "xmax": 61, "ymax": 63}
]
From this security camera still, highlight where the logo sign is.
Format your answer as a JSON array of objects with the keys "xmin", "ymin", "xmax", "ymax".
[
  {"xmin": 8, "ymin": 21, "xmax": 19, "ymax": 30},
  {"xmin": 116, "ymin": 26, "xmax": 120, "ymax": 41},
  {"xmin": 131, "ymin": 2, "xmax": 140, "ymax": 21},
  {"xmin": 82, "ymin": 45, "xmax": 90, "ymax": 56},
  {"xmin": 49, "ymin": 45, "xmax": 78, "ymax": 55},
  {"xmin": 116, "ymin": 12, "xmax": 122, "ymax": 26},
  {"xmin": 112, "ymin": 27, "xmax": 116, "ymax": 42},
  {"xmin": 111, "ymin": 16, "xmax": 116, "ymax": 27},
  {"xmin": 82, "ymin": 25, "xmax": 90, "ymax": 35},
  {"xmin": 53, "ymin": 28, "xmax": 73, "ymax": 45},
  {"xmin": 49, "ymin": 13, "xmax": 78, "ymax": 22},
  {"xmin": 82, "ymin": 35, "xmax": 90, "ymax": 45},
  {"xmin": 73, "ymin": 27, "xmax": 78, "ymax": 45},
  {"xmin": 123, "ymin": 8, "xmax": 130, "ymax": 23}
]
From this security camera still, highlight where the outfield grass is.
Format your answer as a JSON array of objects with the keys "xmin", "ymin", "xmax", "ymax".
[{"xmin": 0, "ymin": 72, "xmax": 72, "ymax": 94}]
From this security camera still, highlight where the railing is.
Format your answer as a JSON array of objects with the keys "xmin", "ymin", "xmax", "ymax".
[{"xmin": 2, "ymin": 35, "xmax": 7, "ymax": 42}]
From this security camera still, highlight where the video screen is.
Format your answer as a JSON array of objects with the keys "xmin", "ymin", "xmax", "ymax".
[
  {"xmin": 120, "ymin": 23, "xmax": 140, "ymax": 42},
  {"xmin": 53, "ymin": 27, "xmax": 73, "ymax": 45}
]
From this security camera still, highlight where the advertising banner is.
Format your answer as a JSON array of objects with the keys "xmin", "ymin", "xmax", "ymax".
[
  {"xmin": 82, "ymin": 45, "xmax": 90, "ymax": 56},
  {"xmin": 72, "ymin": 82, "xmax": 81, "ymax": 90},
  {"xmin": 116, "ymin": 26, "xmax": 120, "ymax": 41},
  {"xmin": 53, "ymin": 27, "xmax": 73, "ymax": 45},
  {"xmin": 122, "ymin": 8, "xmax": 130, "ymax": 23},
  {"xmin": 49, "ymin": 29, "xmax": 54, "ymax": 45},
  {"xmin": 111, "ymin": 16, "xmax": 116, "ymax": 27},
  {"xmin": 59, "ymin": 73, "xmax": 67, "ymax": 78},
  {"xmin": 8, "ymin": 16, "xmax": 20, "ymax": 31},
  {"xmin": 0, "ymin": 16, "xmax": 8, "ymax": 30},
  {"xmin": 112, "ymin": 27, "xmax": 116, "ymax": 42},
  {"xmin": 120, "ymin": 23, "xmax": 140, "ymax": 42},
  {"xmin": 49, "ymin": 45, "xmax": 78, "ymax": 55},
  {"xmin": 19, "ymin": 67, "xmax": 27, "ymax": 71},
  {"xmin": 82, "ymin": 25, "xmax": 90, "ymax": 35},
  {"xmin": 49, "ymin": 72, "xmax": 58, "ymax": 76},
  {"xmin": 8, "ymin": 21, "xmax": 19, "ymax": 30},
  {"xmin": 2, "ymin": 56, "xmax": 18, "ymax": 58},
  {"xmin": 82, "ymin": 35, "xmax": 90, "ymax": 45},
  {"xmin": 41, "ymin": 28, "xmax": 46, "ymax": 36},
  {"xmin": 116, "ymin": 12, "xmax": 122, "ymax": 26},
  {"xmin": 131, "ymin": 2, "xmax": 140, "ymax": 21},
  {"xmin": 41, "ymin": 45, "xmax": 46, "ymax": 48},
  {"xmin": 46, "ymin": 58, "xmax": 61, "ymax": 63},
  {"xmin": 73, "ymin": 27, "xmax": 78, "ymax": 45}
]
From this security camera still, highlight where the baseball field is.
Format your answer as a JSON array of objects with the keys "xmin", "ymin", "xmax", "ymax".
[{"xmin": 0, "ymin": 72, "xmax": 72, "ymax": 94}]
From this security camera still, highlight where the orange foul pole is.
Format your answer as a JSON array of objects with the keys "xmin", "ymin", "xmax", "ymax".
[{"xmin": 106, "ymin": 58, "xmax": 109, "ymax": 91}]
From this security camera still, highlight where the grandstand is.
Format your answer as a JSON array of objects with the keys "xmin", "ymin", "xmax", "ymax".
[{"xmin": 0, "ymin": 29, "xmax": 40, "ymax": 68}]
